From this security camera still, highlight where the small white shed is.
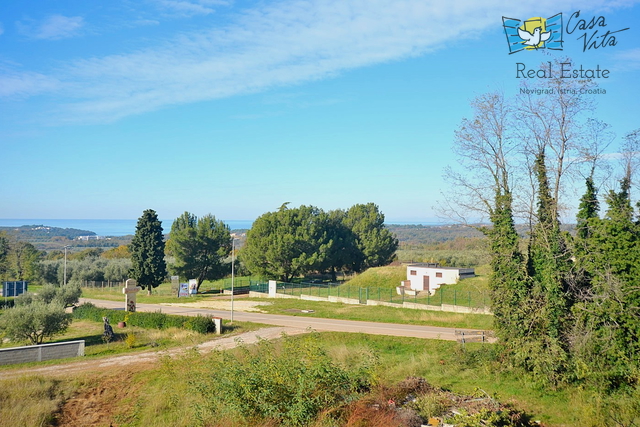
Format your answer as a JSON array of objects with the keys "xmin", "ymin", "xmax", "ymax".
[{"xmin": 403, "ymin": 263, "xmax": 475, "ymax": 295}]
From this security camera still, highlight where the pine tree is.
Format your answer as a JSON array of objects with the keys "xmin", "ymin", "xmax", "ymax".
[
  {"xmin": 166, "ymin": 212, "xmax": 231, "ymax": 291},
  {"xmin": 130, "ymin": 209, "xmax": 167, "ymax": 295}
]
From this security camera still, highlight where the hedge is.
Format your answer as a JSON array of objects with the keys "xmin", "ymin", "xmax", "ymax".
[{"xmin": 72, "ymin": 303, "xmax": 217, "ymax": 334}]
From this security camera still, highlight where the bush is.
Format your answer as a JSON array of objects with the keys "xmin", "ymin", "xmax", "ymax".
[
  {"xmin": 15, "ymin": 285, "xmax": 81, "ymax": 308},
  {"xmin": 0, "ymin": 301, "xmax": 71, "ymax": 345},
  {"xmin": 189, "ymin": 333, "xmax": 377, "ymax": 426},
  {"xmin": 72, "ymin": 303, "xmax": 216, "ymax": 333}
]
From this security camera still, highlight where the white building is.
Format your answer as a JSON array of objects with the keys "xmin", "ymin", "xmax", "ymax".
[{"xmin": 403, "ymin": 263, "xmax": 475, "ymax": 295}]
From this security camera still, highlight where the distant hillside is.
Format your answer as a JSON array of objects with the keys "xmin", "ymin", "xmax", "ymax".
[
  {"xmin": 0, "ymin": 224, "xmax": 95, "ymax": 241},
  {"xmin": 387, "ymin": 223, "xmax": 576, "ymax": 246},
  {"xmin": 386, "ymin": 224, "xmax": 484, "ymax": 246}
]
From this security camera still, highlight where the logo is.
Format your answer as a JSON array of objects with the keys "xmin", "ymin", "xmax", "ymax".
[{"xmin": 503, "ymin": 13, "xmax": 564, "ymax": 54}]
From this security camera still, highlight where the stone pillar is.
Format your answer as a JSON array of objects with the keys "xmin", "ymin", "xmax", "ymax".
[
  {"xmin": 212, "ymin": 317, "xmax": 222, "ymax": 335},
  {"xmin": 268, "ymin": 280, "xmax": 277, "ymax": 297},
  {"xmin": 123, "ymin": 279, "xmax": 142, "ymax": 312}
]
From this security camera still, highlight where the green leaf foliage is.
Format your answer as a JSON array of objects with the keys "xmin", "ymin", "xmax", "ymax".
[
  {"xmin": 188, "ymin": 332, "xmax": 377, "ymax": 426},
  {"xmin": 129, "ymin": 209, "xmax": 167, "ymax": 293},
  {"xmin": 241, "ymin": 203, "xmax": 398, "ymax": 282},
  {"xmin": 166, "ymin": 212, "xmax": 231, "ymax": 291},
  {"xmin": 0, "ymin": 300, "xmax": 71, "ymax": 345},
  {"xmin": 72, "ymin": 303, "xmax": 216, "ymax": 334}
]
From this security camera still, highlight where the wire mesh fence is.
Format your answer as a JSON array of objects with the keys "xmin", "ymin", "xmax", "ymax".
[{"xmin": 249, "ymin": 280, "xmax": 490, "ymax": 311}]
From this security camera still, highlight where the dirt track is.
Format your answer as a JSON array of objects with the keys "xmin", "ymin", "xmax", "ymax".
[{"xmin": 0, "ymin": 326, "xmax": 308, "ymax": 380}]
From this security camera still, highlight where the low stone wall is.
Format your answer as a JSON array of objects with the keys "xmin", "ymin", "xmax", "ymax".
[
  {"xmin": 326, "ymin": 296, "xmax": 360, "ymax": 305},
  {"xmin": 0, "ymin": 340, "xmax": 85, "ymax": 366},
  {"xmin": 366, "ymin": 300, "xmax": 403, "ymax": 309},
  {"xmin": 248, "ymin": 291, "xmax": 493, "ymax": 315},
  {"xmin": 249, "ymin": 291, "xmax": 297, "ymax": 299}
]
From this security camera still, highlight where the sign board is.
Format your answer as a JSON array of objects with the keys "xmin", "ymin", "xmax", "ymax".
[
  {"xmin": 189, "ymin": 279, "xmax": 198, "ymax": 295},
  {"xmin": 178, "ymin": 283, "xmax": 190, "ymax": 298},
  {"xmin": 171, "ymin": 275, "xmax": 180, "ymax": 293},
  {"xmin": 2, "ymin": 281, "xmax": 28, "ymax": 297}
]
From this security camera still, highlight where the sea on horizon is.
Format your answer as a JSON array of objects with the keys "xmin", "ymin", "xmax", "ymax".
[
  {"xmin": 0, "ymin": 219, "xmax": 255, "ymax": 237},
  {"xmin": 0, "ymin": 218, "xmax": 446, "ymax": 237}
]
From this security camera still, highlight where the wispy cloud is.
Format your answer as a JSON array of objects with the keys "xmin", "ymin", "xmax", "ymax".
[
  {"xmin": 154, "ymin": 0, "xmax": 231, "ymax": 17},
  {"xmin": 0, "ymin": 69, "xmax": 60, "ymax": 97},
  {"xmin": 612, "ymin": 48, "xmax": 640, "ymax": 71},
  {"xmin": 17, "ymin": 14, "xmax": 84, "ymax": 40},
  {"xmin": 2, "ymin": 0, "xmax": 636, "ymax": 123}
]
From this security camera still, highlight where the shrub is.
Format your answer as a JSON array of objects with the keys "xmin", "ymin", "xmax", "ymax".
[
  {"xmin": 0, "ymin": 301, "xmax": 71, "ymax": 345},
  {"xmin": 72, "ymin": 304, "xmax": 216, "ymax": 333},
  {"xmin": 189, "ymin": 333, "xmax": 378, "ymax": 426}
]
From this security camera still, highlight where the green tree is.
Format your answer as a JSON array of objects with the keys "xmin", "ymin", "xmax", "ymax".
[
  {"xmin": 130, "ymin": 209, "xmax": 167, "ymax": 294},
  {"xmin": 166, "ymin": 212, "xmax": 232, "ymax": 292},
  {"xmin": 242, "ymin": 204, "xmax": 323, "ymax": 282},
  {"xmin": 343, "ymin": 203, "xmax": 398, "ymax": 271},
  {"xmin": 0, "ymin": 232, "xmax": 9, "ymax": 280},
  {"xmin": 315, "ymin": 209, "xmax": 360, "ymax": 281},
  {"xmin": 6, "ymin": 241, "xmax": 41, "ymax": 281},
  {"xmin": 101, "ymin": 245, "xmax": 131, "ymax": 259},
  {"xmin": 16, "ymin": 284, "xmax": 81, "ymax": 308},
  {"xmin": 571, "ymin": 176, "xmax": 640, "ymax": 388},
  {"xmin": 0, "ymin": 301, "xmax": 71, "ymax": 345}
]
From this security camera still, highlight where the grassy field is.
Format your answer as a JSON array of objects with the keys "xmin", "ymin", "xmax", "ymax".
[
  {"xmin": 251, "ymin": 297, "xmax": 493, "ymax": 330},
  {"xmin": 1, "ymin": 331, "xmax": 627, "ymax": 426}
]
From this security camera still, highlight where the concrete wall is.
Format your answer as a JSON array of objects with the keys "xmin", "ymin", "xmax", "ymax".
[
  {"xmin": 249, "ymin": 291, "xmax": 492, "ymax": 315},
  {"xmin": 0, "ymin": 340, "xmax": 85, "ymax": 366}
]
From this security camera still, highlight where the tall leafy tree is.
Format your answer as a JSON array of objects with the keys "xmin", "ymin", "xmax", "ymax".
[
  {"xmin": 129, "ymin": 209, "xmax": 167, "ymax": 294},
  {"xmin": 0, "ymin": 232, "xmax": 10, "ymax": 280},
  {"xmin": 6, "ymin": 241, "xmax": 41, "ymax": 281},
  {"xmin": 315, "ymin": 209, "xmax": 360, "ymax": 281},
  {"xmin": 343, "ymin": 203, "xmax": 398, "ymax": 271},
  {"xmin": 241, "ymin": 204, "xmax": 322, "ymax": 282},
  {"xmin": 166, "ymin": 212, "xmax": 232, "ymax": 292}
]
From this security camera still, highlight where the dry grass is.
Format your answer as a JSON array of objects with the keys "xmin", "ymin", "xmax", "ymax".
[{"xmin": 0, "ymin": 376, "xmax": 77, "ymax": 426}]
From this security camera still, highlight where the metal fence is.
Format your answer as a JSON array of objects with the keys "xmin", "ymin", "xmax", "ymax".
[
  {"xmin": 82, "ymin": 280, "xmax": 125, "ymax": 288},
  {"xmin": 249, "ymin": 280, "xmax": 491, "ymax": 311}
]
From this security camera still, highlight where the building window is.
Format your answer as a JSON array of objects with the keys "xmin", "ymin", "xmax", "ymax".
[
  {"xmin": 436, "ymin": 272, "xmax": 442, "ymax": 278},
  {"xmin": 410, "ymin": 270, "xmax": 416, "ymax": 276}
]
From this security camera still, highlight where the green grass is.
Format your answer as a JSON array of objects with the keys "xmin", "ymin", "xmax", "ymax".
[
  {"xmin": 250, "ymin": 297, "xmax": 494, "ymax": 330},
  {"xmin": 270, "ymin": 264, "xmax": 492, "ymax": 309},
  {"xmin": 3, "ymin": 331, "xmax": 628, "ymax": 426},
  {"xmin": 0, "ymin": 315, "xmax": 265, "ymax": 370},
  {"xmin": 345, "ymin": 265, "xmax": 407, "ymax": 289},
  {"xmin": 80, "ymin": 276, "xmax": 261, "ymax": 303}
]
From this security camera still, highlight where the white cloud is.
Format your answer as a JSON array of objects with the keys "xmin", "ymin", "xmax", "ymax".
[
  {"xmin": 2, "ymin": 0, "xmax": 637, "ymax": 123},
  {"xmin": 154, "ymin": 0, "xmax": 231, "ymax": 16},
  {"xmin": 612, "ymin": 48, "xmax": 640, "ymax": 71},
  {"xmin": 0, "ymin": 69, "xmax": 60, "ymax": 97},
  {"xmin": 17, "ymin": 14, "xmax": 84, "ymax": 40}
]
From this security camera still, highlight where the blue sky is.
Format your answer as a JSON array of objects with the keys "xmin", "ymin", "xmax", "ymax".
[{"xmin": 1, "ymin": 0, "xmax": 639, "ymax": 223}]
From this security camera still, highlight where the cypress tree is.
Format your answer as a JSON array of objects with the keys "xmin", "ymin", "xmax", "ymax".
[{"xmin": 130, "ymin": 209, "xmax": 167, "ymax": 295}]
